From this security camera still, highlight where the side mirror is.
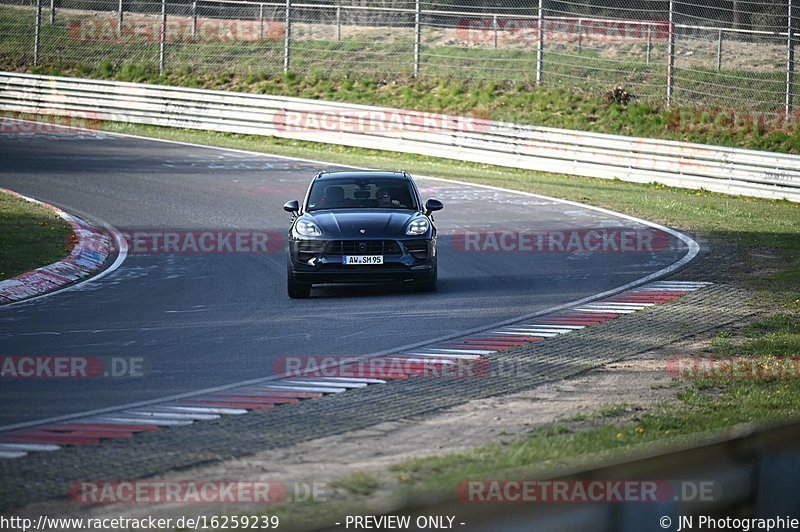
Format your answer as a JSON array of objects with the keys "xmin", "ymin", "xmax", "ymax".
[
  {"xmin": 283, "ymin": 200, "xmax": 300, "ymax": 214},
  {"xmin": 425, "ymin": 199, "xmax": 443, "ymax": 216}
]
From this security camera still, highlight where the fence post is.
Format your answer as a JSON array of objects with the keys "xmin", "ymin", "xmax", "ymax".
[
  {"xmin": 787, "ymin": 0, "xmax": 796, "ymax": 116},
  {"xmin": 284, "ymin": 0, "xmax": 291, "ymax": 73},
  {"xmin": 536, "ymin": 0, "xmax": 543, "ymax": 85},
  {"xmin": 493, "ymin": 14, "xmax": 498, "ymax": 50},
  {"xmin": 34, "ymin": 0, "xmax": 42, "ymax": 66},
  {"xmin": 49, "ymin": 0, "xmax": 54, "ymax": 24},
  {"xmin": 666, "ymin": 0, "xmax": 675, "ymax": 107},
  {"xmin": 646, "ymin": 24, "xmax": 651, "ymax": 64},
  {"xmin": 577, "ymin": 19, "xmax": 582, "ymax": 54},
  {"xmin": 259, "ymin": 3, "xmax": 264, "ymax": 40},
  {"xmin": 192, "ymin": 1, "xmax": 197, "ymax": 40},
  {"xmin": 118, "ymin": 0, "xmax": 123, "ymax": 27},
  {"xmin": 413, "ymin": 0, "xmax": 421, "ymax": 77},
  {"xmin": 336, "ymin": 5, "xmax": 341, "ymax": 41},
  {"xmin": 159, "ymin": 0, "xmax": 167, "ymax": 74},
  {"xmin": 716, "ymin": 29, "xmax": 722, "ymax": 72}
]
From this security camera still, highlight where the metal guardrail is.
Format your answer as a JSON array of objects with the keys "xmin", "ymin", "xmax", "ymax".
[{"xmin": 1, "ymin": 71, "xmax": 799, "ymax": 202}]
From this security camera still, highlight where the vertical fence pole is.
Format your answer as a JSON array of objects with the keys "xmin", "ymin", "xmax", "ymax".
[
  {"xmin": 493, "ymin": 14, "xmax": 498, "ymax": 50},
  {"xmin": 646, "ymin": 24, "xmax": 652, "ymax": 64},
  {"xmin": 787, "ymin": 0, "xmax": 796, "ymax": 116},
  {"xmin": 536, "ymin": 0, "xmax": 544, "ymax": 85},
  {"xmin": 413, "ymin": 0, "xmax": 421, "ymax": 77},
  {"xmin": 716, "ymin": 28, "xmax": 722, "ymax": 72},
  {"xmin": 284, "ymin": 0, "xmax": 291, "ymax": 73},
  {"xmin": 118, "ymin": 0, "xmax": 123, "ymax": 27},
  {"xmin": 577, "ymin": 19, "xmax": 582, "ymax": 54},
  {"xmin": 336, "ymin": 5, "xmax": 341, "ymax": 41},
  {"xmin": 191, "ymin": 1, "xmax": 197, "ymax": 40},
  {"xmin": 34, "ymin": 0, "xmax": 42, "ymax": 66},
  {"xmin": 49, "ymin": 0, "xmax": 55, "ymax": 24},
  {"xmin": 666, "ymin": 0, "xmax": 675, "ymax": 107},
  {"xmin": 159, "ymin": 0, "xmax": 167, "ymax": 74},
  {"xmin": 259, "ymin": 3, "xmax": 264, "ymax": 40}
]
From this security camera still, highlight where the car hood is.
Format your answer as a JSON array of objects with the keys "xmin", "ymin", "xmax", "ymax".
[{"xmin": 303, "ymin": 209, "xmax": 421, "ymax": 238}]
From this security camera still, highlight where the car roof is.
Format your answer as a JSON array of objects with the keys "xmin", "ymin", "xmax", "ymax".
[{"xmin": 315, "ymin": 171, "xmax": 410, "ymax": 181}]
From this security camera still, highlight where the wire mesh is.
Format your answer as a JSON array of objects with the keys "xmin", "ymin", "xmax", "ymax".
[{"xmin": 0, "ymin": 0, "xmax": 796, "ymax": 113}]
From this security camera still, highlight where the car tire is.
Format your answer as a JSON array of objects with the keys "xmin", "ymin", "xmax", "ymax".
[
  {"xmin": 287, "ymin": 273, "xmax": 311, "ymax": 299},
  {"xmin": 417, "ymin": 266, "xmax": 438, "ymax": 292}
]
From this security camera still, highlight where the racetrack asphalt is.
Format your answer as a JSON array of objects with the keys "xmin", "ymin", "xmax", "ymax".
[{"xmin": 0, "ymin": 126, "xmax": 689, "ymax": 426}]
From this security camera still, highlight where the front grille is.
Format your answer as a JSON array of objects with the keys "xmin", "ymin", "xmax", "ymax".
[
  {"xmin": 326, "ymin": 240, "xmax": 401, "ymax": 256},
  {"xmin": 403, "ymin": 240, "xmax": 429, "ymax": 260}
]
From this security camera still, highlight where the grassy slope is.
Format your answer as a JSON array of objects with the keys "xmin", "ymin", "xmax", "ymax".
[{"xmin": 0, "ymin": 192, "xmax": 73, "ymax": 280}]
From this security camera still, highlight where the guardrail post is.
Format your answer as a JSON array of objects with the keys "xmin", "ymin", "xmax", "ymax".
[
  {"xmin": 49, "ymin": 0, "xmax": 55, "ymax": 24},
  {"xmin": 666, "ymin": 0, "xmax": 675, "ymax": 107},
  {"xmin": 336, "ymin": 5, "xmax": 341, "ymax": 41},
  {"xmin": 118, "ymin": 0, "xmax": 123, "ymax": 27},
  {"xmin": 716, "ymin": 29, "xmax": 722, "ymax": 72},
  {"xmin": 493, "ymin": 14, "xmax": 498, "ymax": 50},
  {"xmin": 413, "ymin": 0, "xmax": 421, "ymax": 77},
  {"xmin": 159, "ymin": 0, "xmax": 167, "ymax": 74},
  {"xmin": 787, "ymin": 0, "xmax": 796, "ymax": 117},
  {"xmin": 284, "ymin": 0, "xmax": 291, "ymax": 73},
  {"xmin": 646, "ymin": 24, "xmax": 652, "ymax": 64},
  {"xmin": 34, "ymin": 0, "xmax": 42, "ymax": 66},
  {"xmin": 259, "ymin": 3, "xmax": 264, "ymax": 40},
  {"xmin": 191, "ymin": 1, "xmax": 197, "ymax": 40}
]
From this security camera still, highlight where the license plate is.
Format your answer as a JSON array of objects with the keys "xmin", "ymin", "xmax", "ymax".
[{"xmin": 343, "ymin": 255, "xmax": 384, "ymax": 265}]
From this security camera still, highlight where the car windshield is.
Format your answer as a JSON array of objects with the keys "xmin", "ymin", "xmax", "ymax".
[{"xmin": 306, "ymin": 177, "xmax": 418, "ymax": 211}]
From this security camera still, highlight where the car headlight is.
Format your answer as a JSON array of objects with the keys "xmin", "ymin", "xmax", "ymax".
[
  {"xmin": 295, "ymin": 219, "xmax": 322, "ymax": 237},
  {"xmin": 405, "ymin": 218, "xmax": 429, "ymax": 236}
]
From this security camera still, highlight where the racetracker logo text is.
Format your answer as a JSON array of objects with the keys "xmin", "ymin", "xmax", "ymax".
[
  {"xmin": 272, "ymin": 109, "xmax": 489, "ymax": 134},
  {"xmin": 68, "ymin": 480, "xmax": 287, "ymax": 504},
  {"xmin": 452, "ymin": 229, "xmax": 669, "ymax": 253},
  {"xmin": 121, "ymin": 230, "xmax": 284, "ymax": 254}
]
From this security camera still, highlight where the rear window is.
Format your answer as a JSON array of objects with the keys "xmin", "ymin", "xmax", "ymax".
[{"xmin": 306, "ymin": 177, "xmax": 418, "ymax": 211}]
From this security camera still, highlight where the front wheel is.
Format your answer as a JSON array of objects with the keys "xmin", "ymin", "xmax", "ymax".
[{"xmin": 287, "ymin": 274, "xmax": 311, "ymax": 299}]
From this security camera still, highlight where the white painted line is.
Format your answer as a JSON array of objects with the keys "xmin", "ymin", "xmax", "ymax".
[
  {"xmin": 0, "ymin": 442, "xmax": 60, "ymax": 452},
  {"xmin": 574, "ymin": 308, "xmax": 637, "ymax": 314},
  {"xmin": 404, "ymin": 352, "xmax": 484, "ymax": 360},
  {"xmin": 0, "ymin": 450, "xmax": 27, "ymax": 459},
  {"xmin": 124, "ymin": 410, "xmax": 219, "ymax": 421},
  {"xmin": 522, "ymin": 324, "xmax": 586, "ymax": 330},
  {"xmin": 500, "ymin": 327, "xmax": 574, "ymax": 333},
  {"xmin": 424, "ymin": 348, "xmax": 496, "ymax": 355},
  {"xmin": 161, "ymin": 406, "xmax": 249, "ymax": 415},
  {"xmin": 384, "ymin": 357, "xmax": 456, "ymax": 365},
  {"xmin": 491, "ymin": 331, "xmax": 558, "ymax": 338},
  {"xmin": 256, "ymin": 385, "xmax": 347, "ymax": 394},
  {"xmin": 89, "ymin": 417, "xmax": 193, "ymax": 426},
  {"xmin": 286, "ymin": 376, "xmax": 387, "ymax": 383},
  {"xmin": 581, "ymin": 305, "xmax": 649, "ymax": 311},
  {"xmin": 277, "ymin": 379, "xmax": 368, "ymax": 388},
  {"xmin": 584, "ymin": 302, "xmax": 655, "ymax": 308}
]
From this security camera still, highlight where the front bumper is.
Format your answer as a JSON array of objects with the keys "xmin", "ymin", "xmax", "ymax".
[{"xmin": 288, "ymin": 237, "xmax": 436, "ymax": 285}]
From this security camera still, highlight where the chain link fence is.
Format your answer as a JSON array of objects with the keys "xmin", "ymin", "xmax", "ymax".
[{"xmin": 0, "ymin": 0, "xmax": 796, "ymax": 113}]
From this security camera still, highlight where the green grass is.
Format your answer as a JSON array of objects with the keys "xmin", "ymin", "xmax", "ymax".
[
  {"xmin": 0, "ymin": 192, "xmax": 73, "ymax": 280},
  {"xmin": 3, "ymin": 5, "xmax": 799, "ymax": 152},
  {"xmin": 330, "ymin": 473, "xmax": 381, "ymax": 497}
]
